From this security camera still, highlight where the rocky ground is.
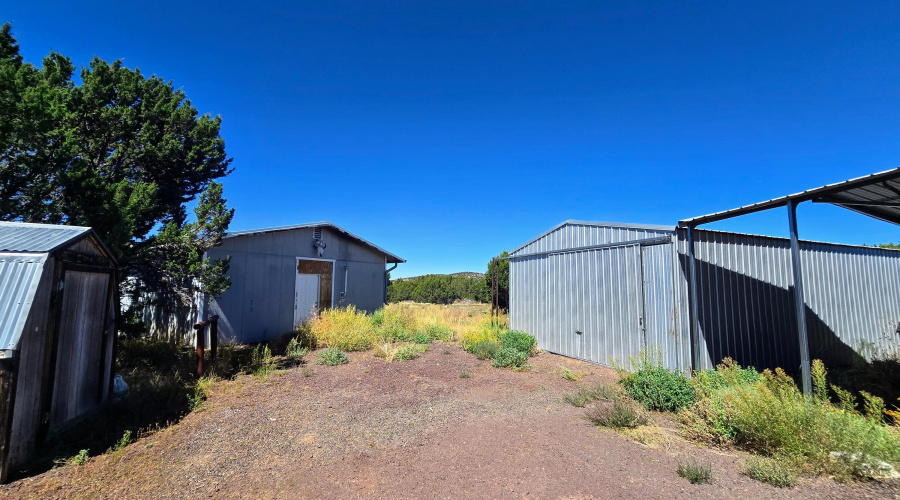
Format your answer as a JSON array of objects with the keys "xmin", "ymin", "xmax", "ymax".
[{"xmin": 2, "ymin": 345, "xmax": 896, "ymax": 499}]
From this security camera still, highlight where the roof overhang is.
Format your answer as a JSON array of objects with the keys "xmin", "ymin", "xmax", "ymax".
[
  {"xmin": 679, "ymin": 167, "xmax": 900, "ymax": 227},
  {"xmin": 225, "ymin": 221, "xmax": 405, "ymax": 263}
]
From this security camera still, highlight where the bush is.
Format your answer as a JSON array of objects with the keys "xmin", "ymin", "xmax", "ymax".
[
  {"xmin": 744, "ymin": 456, "xmax": 797, "ymax": 488},
  {"xmin": 461, "ymin": 322, "xmax": 502, "ymax": 352},
  {"xmin": 620, "ymin": 365, "xmax": 695, "ymax": 412},
  {"xmin": 306, "ymin": 306, "xmax": 376, "ymax": 351},
  {"xmin": 285, "ymin": 337, "xmax": 309, "ymax": 362},
  {"xmin": 423, "ymin": 323, "xmax": 455, "ymax": 342},
  {"xmin": 317, "ymin": 348, "xmax": 349, "ymax": 366},
  {"xmin": 68, "ymin": 449, "xmax": 89, "ymax": 466},
  {"xmin": 692, "ymin": 358, "xmax": 760, "ymax": 398},
  {"xmin": 491, "ymin": 347, "xmax": 529, "ymax": 369},
  {"xmin": 679, "ymin": 359, "xmax": 900, "ymax": 480},
  {"xmin": 410, "ymin": 333, "xmax": 432, "ymax": 344},
  {"xmin": 473, "ymin": 341, "xmax": 499, "ymax": 361},
  {"xmin": 395, "ymin": 343, "xmax": 428, "ymax": 361},
  {"xmin": 586, "ymin": 400, "xmax": 650, "ymax": 428},
  {"xmin": 498, "ymin": 330, "xmax": 536, "ymax": 355},
  {"xmin": 677, "ymin": 460, "xmax": 712, "ymax": 484},
  {"xmin": 251, "ymin": 345, "xmax": 276, "ymax": 378}
]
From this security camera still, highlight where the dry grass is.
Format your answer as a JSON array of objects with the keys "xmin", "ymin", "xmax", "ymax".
[{"xmin": 305, "ymin": 306, "xmax": 377, "ymax": 351}]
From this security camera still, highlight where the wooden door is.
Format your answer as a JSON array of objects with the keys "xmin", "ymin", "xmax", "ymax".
[{"xmin": 50, "ymin": 270, "xmax": 110, "ymax": 429}]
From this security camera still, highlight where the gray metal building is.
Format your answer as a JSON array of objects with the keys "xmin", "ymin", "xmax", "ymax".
[
  {"xmin": 508, "ymin": 220, "xmax": 900, "ymax": 373},
  {"xmin": 195, "ymin": 222, "xmax": 404, "ymax": 344},
  {"xmin": 0, "ymin": 222, "xmax": 116, "ymax": 481}
]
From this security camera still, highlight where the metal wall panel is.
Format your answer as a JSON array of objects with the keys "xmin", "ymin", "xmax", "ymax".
[
  {"xmin": 512, "ymin": 221, "xmax": 900, "ymax": 374},
  {"xmin": 675, "ymin": 228, "xmax": 900, "ymax": 370},
  {"xmin": 511, "ymin": 235, "xmax": 657, "ymax": 369}
]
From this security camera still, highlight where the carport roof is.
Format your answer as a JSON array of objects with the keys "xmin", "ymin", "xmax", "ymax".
[
  {"xmin": 679, "ymin": 167, "xmax": 900, "ymax": 227},
  {"xmin": 225, "ymin": 222, "xmax": 405, "ymax": 263}
]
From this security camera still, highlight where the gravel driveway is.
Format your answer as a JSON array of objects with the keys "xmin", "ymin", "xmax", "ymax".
[{"xmin": 1, "ymin": 345, "xmax": 895, "ymax": 499}]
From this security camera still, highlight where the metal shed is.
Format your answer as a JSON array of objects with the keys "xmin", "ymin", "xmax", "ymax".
[
  {"xmin": 184, "ymin": 222, "xmax": 404, "ymax": 344},
  {"xmin": 508, "ymin": 220, "xmax": 900, "ymax": 374},
  {"xmin": 0, "ymin": 222, "xmax": 117, "ymax": 482}
]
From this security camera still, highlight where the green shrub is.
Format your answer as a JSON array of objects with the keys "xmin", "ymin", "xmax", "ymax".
[
  {"xmin": 410, "ymin": 333, "xmax": 432, "ymax": 344},
  {"xmin": 395, "ymin": 343, "xmax": 428, "ymax": 361},
  {"xmin": 317, "ymin": 348, "xmax": 349, "ymax": 366},
  {"xmin": 423, "ymin": 324, "xmax": 455, "ymax": 341},
  {"xmin": 461, "ymin": 323, "xmax": 502, "ymax": 352},
  {"xmin": 744, "ymin": 456, "xmax": 797, "ymax": 487},
  {"xmin": 585, "ymin": 400, "xmax": 650, "ymax": 428},
  {"xmin": 459, "ymin": 370, "xmax": 471, "ymax": 379},
  {"xmin": 68, "ymin": 449, "xmax": 89, "ymax": 466},
  {"xmin": 251, "ymin": 345, "xmax": 276, "ymax": 377},
  {"xmin": 692, "ymin": 358, "xmax": 760, "ymax": 398},
  {"xmin": 677, "ymin": 460, "xmax": 712, "ymax": 484},
  {"xmin": 620, "ymin": 365, "xmax": 695, "ymax": 412},
  {"xmin": 498, "ymin": 330, "xmax": 536, "ymax": 355},
  {"xmin": 112, "ymin": 430, "xmax": 132, "ymax": 452},
  {"xmin": 473, "ymin": 341, "xmax": 499, "ymax": 360},
  {"xmin": 285, "ymin": 337, "xmax": 309, "ymax": 361},
  {"xmin": 679, "ymin": 360, "xmax": 900, "ymax": 480},
  {"xmin": 374, "ymin": 306, "xmax": 415, "ymax": 342},
  {"xmin": 491, "ymin": 347, "xmax": 529, "ymax": 369}
]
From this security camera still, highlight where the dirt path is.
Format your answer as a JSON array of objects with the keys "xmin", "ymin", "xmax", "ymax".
[{"xmin": 2, "ymin": 345, "xmax": 895, "ymax": 499}]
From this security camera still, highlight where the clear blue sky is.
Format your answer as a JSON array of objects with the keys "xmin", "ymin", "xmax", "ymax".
[{"xmin": 7, "ymin": 1, "xmax": 900, "ymax": 277}]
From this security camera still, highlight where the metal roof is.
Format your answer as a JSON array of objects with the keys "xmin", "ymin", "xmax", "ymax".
[
  {"xmin": 224, "ymin": 221, "xmax": 405, "ymax": 263},
  {"xmin": 510, "ymin": 220, "xmax": 676, "ymax": 256},
  {"xmin": 0, "ymin": 221, "xmax": 92, "ymax": 253},
  {"xmin": 0, "ymin": 254, "xmax": 48, "ymax": 351},
  {"xmin": 679, "ymin": 167, "xmax": 900, "ymax": 227}
]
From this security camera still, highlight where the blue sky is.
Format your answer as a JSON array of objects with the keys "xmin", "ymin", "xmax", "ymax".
[{"xmin": 6, "ymin": 1, "xmax": 900, "ymax": 277}]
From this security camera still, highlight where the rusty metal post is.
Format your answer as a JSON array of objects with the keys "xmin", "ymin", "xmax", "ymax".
[
  {"xmin": 209, "ymin": 316, "xmax": 219, "ymax": 365},
  {"xmin": 193, "ymin": 322, "xmax": 205, "ymax": 377}
]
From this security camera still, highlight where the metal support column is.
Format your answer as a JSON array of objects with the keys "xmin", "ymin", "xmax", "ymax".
[
  {"xmin": 686, "ymin": 225, "xmax": 702, "ymax": 372},
  {"xmin": 787, "ymin": 200, "xmax": 812, "ymax": 395}
]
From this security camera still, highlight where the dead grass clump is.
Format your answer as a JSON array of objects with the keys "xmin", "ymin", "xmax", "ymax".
[{"xmin": 586, "ymin": 399, "xmax": 650, "ymax": 429}]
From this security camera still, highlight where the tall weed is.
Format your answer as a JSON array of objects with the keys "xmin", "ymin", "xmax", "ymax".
[
  {"xmin": 679, "ymin": 359, "xmax": 900, "ymax": 479},
  {"xmin": 306, "ymin": 306, "xmax": 376, "ymax": 351}
]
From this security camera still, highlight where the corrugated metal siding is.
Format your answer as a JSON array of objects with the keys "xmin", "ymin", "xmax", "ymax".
[
  {"xmin": 675, "ymin": 228, "xmax": 900, "ymax": 370},
  {"xmin": 510, "ymin": 223, "xmax": 678, "ymax": 369},
  {"xmin": 641, "ymin": 243, "xmax": 689, "ymax": 371},
  {"xmin": 511, "ymin": 222, "xmax": 675, "ymax": 257},
  {"xmin": 511, "ymin": 220, "xmax": 900, "ymax": 374},
  {"xmin": 0, "ymin": 222, "xmax": 89, "ymax": 253},
  {"xmin": 0, "ymin": 254, "xmax": 48, "ymax": 350}
]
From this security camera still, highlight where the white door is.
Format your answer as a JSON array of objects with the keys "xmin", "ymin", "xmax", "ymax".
[{"xmin": 294, "ymin": 273, "xmax": 320, "ymax": 328}]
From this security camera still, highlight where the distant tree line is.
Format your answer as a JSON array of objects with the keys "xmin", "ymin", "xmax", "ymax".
[
  {"xmin": 387, "ymin": 251, "xmax": 510, "ymax": 309},
  {"xmin": 388, "ymin": 274, "xmax": 488, "ymax": 304}
]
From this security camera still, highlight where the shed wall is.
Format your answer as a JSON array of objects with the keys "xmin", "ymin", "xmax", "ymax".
[
  {"xmin": 675, "ymin": 228, "xmax": 900, "ymax": 370},
  {"xmin": 509, "ymin": 224, "xmax": 683, "ymax": 370},
  {"xmin": 8, "ymin": 259, "xmax": 53, "ymax": 470},
  {"xmin": 206, "ymin": 226, "xmax": 389, "ymax": 344},
  {"xmin": 511, "ymin": 222, "xmax": 900, "ymax": 374}
]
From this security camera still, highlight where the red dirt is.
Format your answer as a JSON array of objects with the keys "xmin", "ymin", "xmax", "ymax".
[{"xmin": 2, "ymin": 345, "xmax": 896, "ymax": 499}]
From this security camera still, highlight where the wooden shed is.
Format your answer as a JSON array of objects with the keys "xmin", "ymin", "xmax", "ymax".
[{"xmin": 0, "ymin": 222, "xmax": 116, "ymax": 481}]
